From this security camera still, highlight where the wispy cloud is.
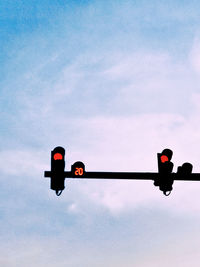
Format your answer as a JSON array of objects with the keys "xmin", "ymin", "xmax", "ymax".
[
  {"xmin": 2, "ymin": 1, "xmax": 200, "ymax": 266},
  {"xmin": 2, "ymin": 36, "xmax": 200, "ymax": 216}
]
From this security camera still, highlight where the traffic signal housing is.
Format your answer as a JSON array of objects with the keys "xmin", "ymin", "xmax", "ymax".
[
  {"xmin": 177, "ymin": 162, "xmax": 193, "ymax": 177},
  {"xmin": 71, "ymin": 161, "xmax": 85, "ymax": 177},
  {"xmin": 50, "ymin": 146, "xmax": 65, "ymax": 196},
  {"xmin": 155, "ymin": 148, "xmax": 174, "ymax": 196}
]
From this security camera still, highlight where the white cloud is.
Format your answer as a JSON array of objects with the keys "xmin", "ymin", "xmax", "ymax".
[
  {"xmin": 67, "ymin": 202, "xmax": 78, "ymax": 213},
  {"xmin": 0, "ymin": 150, "xmax": 48, "ymax": 176},
  {"xmin": 3, "ymin": 3, "xmax": 200, "ymax": 266},
  {"xmin": 136, "ymin": 230, "xmax": 200, "ymax": 267},
  {"xmin": 62, "ymin": 101, "xmax": 200, "ymax": 216},
  {"xmin": 2, "ymin": 95, "xmax": 200, "ymax": 216},
  {"xmin": 2, "ymin": 33, "xmax": 200, "ymax": 217}
]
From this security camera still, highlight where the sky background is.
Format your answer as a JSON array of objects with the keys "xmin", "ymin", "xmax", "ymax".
[{"xmin": 1, "ymin": 0, "xmax": 200, "ymax": 266}]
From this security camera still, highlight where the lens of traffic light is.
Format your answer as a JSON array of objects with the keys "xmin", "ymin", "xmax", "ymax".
[
  {"xmin": 160, "ymin": 155, "xmax": 169, "ymax": 163},
  {"xmin": 53, "ymin": 153, "xmax": 63, "ymax": 160}
]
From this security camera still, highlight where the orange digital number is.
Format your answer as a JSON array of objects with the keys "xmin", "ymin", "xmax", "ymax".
[{"xmin": 75, "ymin": 167, "xmax": 84, "ymax": 176}]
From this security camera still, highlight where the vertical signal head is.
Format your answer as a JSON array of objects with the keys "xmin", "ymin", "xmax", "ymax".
[
  {"xmin": 158, "ymin": 148, "xmax": 173, "ymax": 173},
  {"xmin": 51, "ymin": 146, "xmax": 66, "ymax": 195},
  {"xmin": 155, "ymin": 148, "xmax": 174, "ymax": 196}
]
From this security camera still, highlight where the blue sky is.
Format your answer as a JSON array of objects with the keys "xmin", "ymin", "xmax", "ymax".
[{"xmin": 1, "ymin": 1, "xmax": 200, "ymax": 266}]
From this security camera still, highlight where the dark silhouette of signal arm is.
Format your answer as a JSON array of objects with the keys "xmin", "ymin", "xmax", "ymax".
[{"xmin": 44, "ymin": 146, "xmax": 196, "ymax": 196}]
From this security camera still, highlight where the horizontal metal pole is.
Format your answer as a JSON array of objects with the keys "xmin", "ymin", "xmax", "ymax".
[
  {"xmin": 44, "ymin": 171, "xmax": 200, "ymax": 181},
  {"xmin": 70, "ymin": 172, "xmax": 157, "ymax": 180}
]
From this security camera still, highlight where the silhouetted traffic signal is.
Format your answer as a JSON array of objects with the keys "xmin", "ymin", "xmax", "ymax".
[
  {"xmin": 155, "ymin": 148, "xmax": 174, "ymax": 196},
  {"xmin": 177, "ymin": 162, "xmax": 193, "ymax": 176},
  {"xmin": 71, "ymin": 161, "xmax": 85, "ymax": 177},
  {"xmin": 50, "ymin": 146, "xmax": 65, "ymax": 196}
]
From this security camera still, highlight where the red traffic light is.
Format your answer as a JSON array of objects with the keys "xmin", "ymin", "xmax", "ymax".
[
  {"xmin": 53, "ymin": 153, "xmax": 63, "ymax": 160},
  {"xmin": 160, "ymin": 155, "xmax": 169, "ymax": 163}
]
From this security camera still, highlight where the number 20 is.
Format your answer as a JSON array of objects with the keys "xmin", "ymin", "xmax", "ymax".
[{"xmin": 75, "ymin": 167, "xmax": 83, "ymax": 176}]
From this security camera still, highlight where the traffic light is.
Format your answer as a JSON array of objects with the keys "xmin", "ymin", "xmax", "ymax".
[
  {"xmin": 177, "ymin": 162, "xmax": 193, "ymax": 177},
  {"xmin": 71, "ymin": 161, "xmax": 85, "ymax": 177},
  {"xmin": 50, "ymin": 146, "xmax": 65, "ymax": 196},
  {"xmin": 154, "ymin": 148, "xmax": 174, "ymax": 196}
]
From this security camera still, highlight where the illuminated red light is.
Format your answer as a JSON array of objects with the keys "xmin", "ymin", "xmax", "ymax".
[
  {"xmin": 53, "ymin": 153, "xmax": 63, "ymax": 160},
  {"xmin": 161, "ymin": 155, "xmax": 169, "ymax": 163}
]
